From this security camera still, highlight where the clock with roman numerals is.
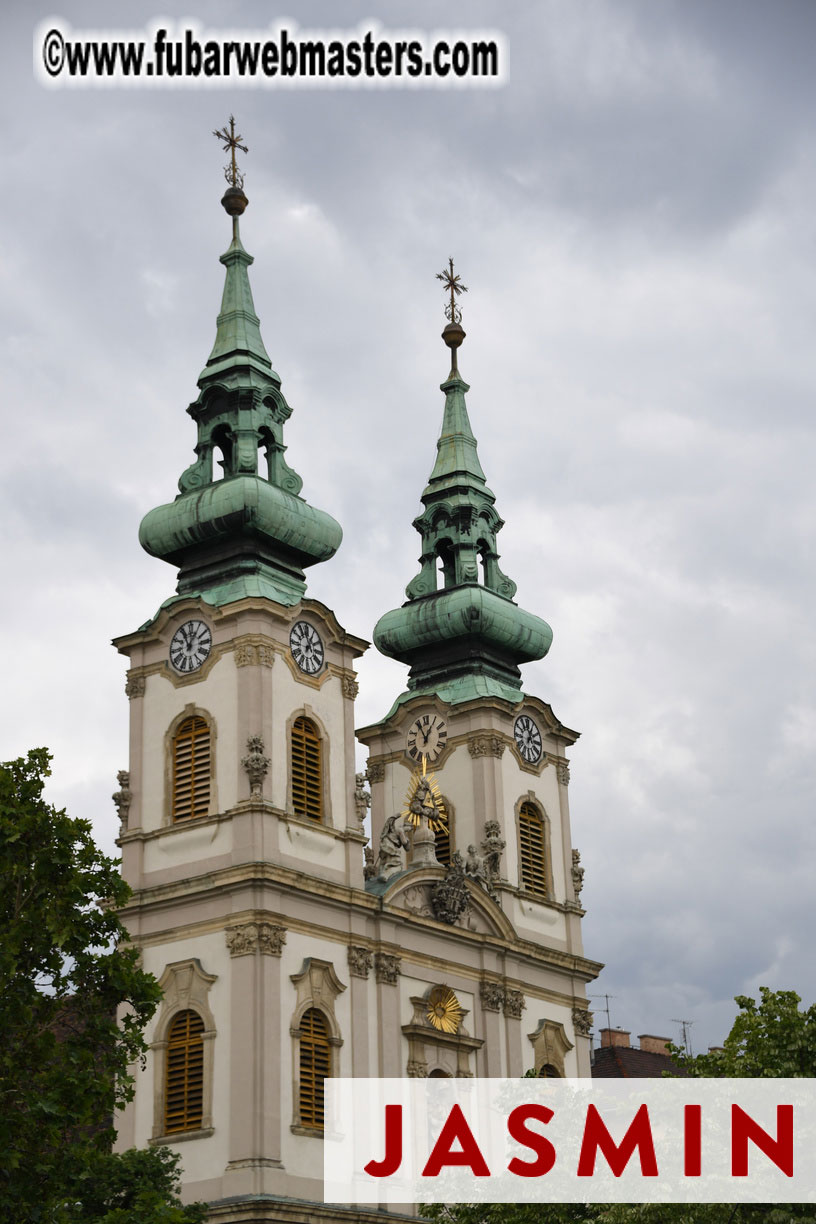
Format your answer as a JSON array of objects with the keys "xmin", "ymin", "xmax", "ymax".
[
  {"xmin": 290, "ymin": 621, "xmax": 324, "ymax": 674},
  {"xmin": 169, "ymin": 620, "xmax": 212, "ymax": 674},
  {"xmin": 406, "ymin": 713, "xmax": 448, "ymax": 764},
  {"xmin": 514, "ymin": 714, "xmax": 543, "ymax": 764}
]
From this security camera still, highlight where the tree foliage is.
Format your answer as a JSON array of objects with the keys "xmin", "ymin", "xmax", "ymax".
[
  {"xmin": 428, "ymin": 989, "xmax": 816, "ymax": 1224},
  {"xmin": 0, "ymin": 748, "xmax": 204, "ymax": 1222}
]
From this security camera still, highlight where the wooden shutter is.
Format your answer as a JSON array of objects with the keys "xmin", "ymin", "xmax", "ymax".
[
  {"xmin": 291, "ymin": 716, "xmax": 322, "ymax": 822},
  {"xmin": 164, "ymin": 1009, "xmax": 204, "ymax": 1134},
  {"xmin": 172, "ymin": 716, "xmax": 210, "ymax": 821},
  {"xmin": 519, "ymin": 801, "xmax": 547, "ymax": 899},
  {"xmin": 434, "ymin": 820, "xmax": 451, "ymax": 868},
  {"xmin": 299, "ymin": 1007, "xmax": 330, "ymax": 1130}
]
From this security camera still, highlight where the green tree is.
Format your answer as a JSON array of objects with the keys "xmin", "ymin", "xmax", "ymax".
[
  {"xmin": 429, "ymin": 990, "xmax": 816, "ymax": 1224},
  {"xmin": 0, "ymin": 748, "xmax": 205, "ymax": 1222}
]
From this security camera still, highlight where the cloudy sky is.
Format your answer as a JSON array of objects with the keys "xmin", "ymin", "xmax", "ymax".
[{"xmin": 4, "ymin": 0, "xmax": 816, "ymax": 1054}]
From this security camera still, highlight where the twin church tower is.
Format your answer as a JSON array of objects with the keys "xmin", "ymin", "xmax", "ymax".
[{"xmin": 112, "ymin": 121, "xmax": 601, "ymax": 1221}]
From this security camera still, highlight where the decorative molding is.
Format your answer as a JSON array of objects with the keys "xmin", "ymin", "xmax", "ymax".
[
  {"xmin": 112, "ymin": 770, "xmax": 132, "ymax": 834},
  {"xmin": 503, "ymin": 989, "xmax": 526, "ymax": 1020},
  {"xmin": 374, "ymin": 952, "xmax": 401, "ymax": 985},
  {"xmin": 347, "ymin": 946, "xmax": 373, "ymax": 979},
  {"xmin": 528, "ymin": 1018, "xmax": 574, "ymax": 1077},
  {"xmin": 342, "ymin": 675, "xmax": 359, "ymax": 700},
  {"xmin": 234, "ymin": 638, "xmax": 275, "ymax": 668},
  {"xmin": 479, "ymin": 980, "xmax": 506, "ymax": 1013},
  {"xmin": 406, "ymin": 1060, "xmax": 428, "ymax": 1078},
  {"xmin": 571, "ymin": 1005, "xmax": 593, "ymax": 1037},
  {"xmin": 226, "ymin": 920, "xmax": 287, "ymax": 957},
  {"xmin": 125, "ymin": 672, "xmax": 145, "ymax": 699},
  {"xmin": 241, "ymin": 735, "xmax": 270, "ymax": 797},
  {"xmin": 467, "ymin": 734, "xmax": 505, "ymax": 759},
  {"xmin": 557, "ymin": 760, "xmax": 571, "ymax": 786},
  {"xmin": 366, "ymin": 761, "xmax": 385, "ymax": 784},
  {"xmin": 571, "ymin": 849, "xmax": 585, "ymax": 902}
]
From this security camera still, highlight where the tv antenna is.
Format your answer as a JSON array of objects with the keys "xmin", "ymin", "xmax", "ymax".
[{"xmin": 671, "ymin": 1018, "xmax": 694, "ymax": 1057}]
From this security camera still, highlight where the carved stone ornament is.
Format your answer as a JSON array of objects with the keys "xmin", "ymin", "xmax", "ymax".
[
  {"xmin": 557, "ymin": 760, "xmax": 571, "ymax": 786},
  {"xmin": 374, "ymin": 952, "xmax": 401, "ymax": 985},
  {"xmin": 571, "ymin": 849, "xmax": 585, "ymax": 901},
  {"xmin": 503, "ymin": 989, "xmax": 526, "ymax": 1020},
  {"xmin": 112, "ymin": 770, "xmax": 132, "ymax": 834},
  {"xmin": 366, "ymin": 761, "xmax": 385, "ymax": 784},
  {"xmin": 373, "ymin": 815, "xmax": 409, "ymax": 881},
  {"xmin": 406, "ymin": 1060, "xmax": 428, "ymax": 1078},
  {"xmin": 479, "ymin": 980, "xmax": 506, "ymax": 1012},
  {"xmin": 347, "ymin": 946, "xmax": 373, "ymax": 979},
  {"xmin": 354, "ymin": 772, "xmax": 371, "ymax": 825},
  {"xmin": 125, "ymin": 673, "xmax": 146, "ymax": 699},
  {"xmin": 467, "ymin": 734, "xmax": 505, "ymax": 759},
  {"xmin": 226, "ymin": 920, "xmax": 287, "ymax": 957},
  {"xmin": 572, "ymin": 1005, "xmax": 593, "ymax": 1037},
  {"xmin": 242, "ymin": 735, "xmax": 270, "ymax": 797},
  {"xmin": 342, "ymin": 675, "xmax": 360, "ymax": 700},
  {"xmin": 400, "ymin": 883, "xmax": 434, "ymax": 919},
  {"xmin": 481, "ymin": 820, "xmax": 506, "ymax": 886},
  {"xmin": 430, "ymin": 852, "xmax": 470, "ymax": 925},
  {"xmin": 234, "ymin": 640, "xmax": 275, "ymax": 668},
  {"xmin": 363, "ymin": 845, "xmax": 376, "ymax": 880}
]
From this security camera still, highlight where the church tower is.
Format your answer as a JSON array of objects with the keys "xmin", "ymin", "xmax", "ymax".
[{"xmin": 112, "ymin": 127, "xmax": 600, "ymax": 1221}]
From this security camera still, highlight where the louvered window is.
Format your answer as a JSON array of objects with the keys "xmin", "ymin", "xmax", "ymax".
[
  {"xmin": 291, "ymin": 716, "xmax": 322, "ymax": 822},
  {"xmin": 434, "ymin": 818, "xmax": 451, "ymax": 868},
  {"xmin": 299, "ymin": 1007, "xmax": 330, "ymax": 1130},
  {"xmin": 172, "ymin": 716, "xmax": 210, "ymax": 821},
  {"xmin": 519, "ymin": 801, "xmax": 548, "ymax": 899},
  {"xmin": 164, "ymin": 1009, "xmax": 204, "ymax": 1134}
]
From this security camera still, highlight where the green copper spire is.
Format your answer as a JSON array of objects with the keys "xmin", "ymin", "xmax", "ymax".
[
  {"xmin": 373, "ymin": 262, "xmax": 552, "ymax": 705},
  {"xmin": 139, "ymin": 120, "xmax": 341, "ymax": 607}
]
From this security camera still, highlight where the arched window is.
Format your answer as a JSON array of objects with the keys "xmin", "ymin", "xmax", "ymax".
[
  {"xmin": 518, "ymin": 801, "xmax": 548, "ymax": 899},
  {"xmin": 538, "ymin": 1063, "xmax": 562, "ymax": 1078},
  {"xmin": 291, "ymin": 716, "xmax": 323, "ymax": 822},
  {"xmin": 164, "ymin": 1009, "xmax": 204, "ymax": 1134},
  {"xmin": 172, "ymin": 716, "xmax": 210, "ymax": 821},
  {"xmin": 299, "ymin": 1008, "xmax": 330, "ymax": 1131}
]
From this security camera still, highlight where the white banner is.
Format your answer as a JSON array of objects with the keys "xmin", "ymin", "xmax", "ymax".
[{"xmin": 324, "ymin": 1078, "xmax": 816, "ymax": 1204}]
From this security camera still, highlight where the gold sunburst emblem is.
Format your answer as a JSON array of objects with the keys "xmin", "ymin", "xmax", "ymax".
[
  {"xmin": 426, "ymin": 986, "xmax": 463, "ymax": 1034},
  {"xmin": 402, "ymin": 760, "xmax": 448, "ymax": 833}
]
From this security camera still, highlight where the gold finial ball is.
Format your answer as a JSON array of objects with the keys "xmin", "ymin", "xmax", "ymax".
[
  {"xmin": 221, "ymin": 186, "xmax": 249, "ymax": 216},
  {"xmin": 442, "ymin": 321, "xmax": 466, "ymax": 350}
]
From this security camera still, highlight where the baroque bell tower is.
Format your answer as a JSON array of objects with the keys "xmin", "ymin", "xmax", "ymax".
[{"xmin": 112, "ymin": 127, "xmax": 600, "ymax": 1223}]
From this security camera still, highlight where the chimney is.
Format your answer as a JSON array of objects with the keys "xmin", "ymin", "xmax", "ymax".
[
  {"xmin": 599, "ymin": 1028, "xmax": 630, "ymax": 1049},
  {"xmin": 638, "ymin": 1034, "xmax": 671, "ymax": 1056}
]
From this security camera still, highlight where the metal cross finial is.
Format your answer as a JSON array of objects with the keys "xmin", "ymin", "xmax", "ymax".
[
  {"xmin": 436, "ymin": 257, "xmax": 468, "ymax": 325},
  {"xmin": 213, "ymin": 115, "xmax": 248, "ymax": 190}
]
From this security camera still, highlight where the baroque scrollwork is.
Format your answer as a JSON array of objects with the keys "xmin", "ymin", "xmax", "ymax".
[
  {"xmin": 226, "ymin": 920, "xmax": 287, "ymax": 957},
  {"xmin": 467, "ymin": 734, "xmax": 505, "ymax": 759},
  {"xmin": 479, "ymin": 980, "xmax": 505, "ymax": 1012},
  {"xmin": 366, "ymin": 761, "xmax": 385, "ymax": 784},
  {"xmin": 557, "ymin": 760, "xmax": 571, "ymax": 786},
  {"xmin": 572, "ymin": 1005, "xmax": 593, "ymax": 1037},
  {"xmin": 374, "ymin": 953, "xmax": 401, "ymax": 985},
  {"xmin": 242, "ymin": 735, "xmax": 270, "ymax": 796},
  {"xmin": 125, "ymin": 673, "xmax": 145, "ymax": 699},
  {"xmin": 234, "ymin": 640, "xmax": 275, "ymax": 668},
  {"xmin": 503, "ymin": 989, "xmax": 526, "ymax": 1020},
  {"xmin": 347, "ymin": 946, "xmax": 373, "ymax": 979},
  {"xmin": 342, "ymin": 675, "xmax": 359, "ymax": 700}
]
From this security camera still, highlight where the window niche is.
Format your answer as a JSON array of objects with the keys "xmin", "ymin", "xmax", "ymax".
[
  {"xmin": 527, "ymin": 1018, "xmax": 574, "ymax": 1079},
  {"xmin": 289, "ymin": 959, "xmax": 345, "ymax": 1135},
  {"xmin": 150, "ymin": 959, "xmax": 217, "ymax": 1143}
]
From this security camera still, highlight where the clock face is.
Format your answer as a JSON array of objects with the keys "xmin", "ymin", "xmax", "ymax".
[
  {"xmin": 290, "ymin": 621, "xmax": 324, "ymax": 674},
  {"xmin": 169, "ymin": 620, "xmax": 212, "ymax": 674},
  {"xmin": 406, "ymin": 713, "xmax": 448, "ymax": 763},
  {"xmin": 514, "ymin": 715, "xmax": 543, "ymax": 764}
]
